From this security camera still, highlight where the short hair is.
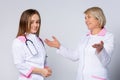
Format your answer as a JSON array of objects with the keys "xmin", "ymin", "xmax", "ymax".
[{"xmin": 84, "ymin": 7, "xmax": 106, "ymax": 28}]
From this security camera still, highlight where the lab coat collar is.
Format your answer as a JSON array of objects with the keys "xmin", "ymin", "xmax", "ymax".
[
  {"xmin": 87, "ymin": 28, "xmax": 107, "ymax": 36},
  {"xmin": 17, "ymin": 34, "xmax": 37, "ymax": 42},
  {"xmin": 17, "ymin": 36, "xmax": 26, "ymax": 42},
  {"xmin": 25, "ymin": 33, "xmax": 37, "ymax": 38}
]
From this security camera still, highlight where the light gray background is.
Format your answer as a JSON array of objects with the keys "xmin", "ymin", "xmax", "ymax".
[{"xmin": 0, "ymin": 0, "xmax": 120, "ymax": 80}]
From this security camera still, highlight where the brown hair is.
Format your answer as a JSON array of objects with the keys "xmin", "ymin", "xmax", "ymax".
[{"xmin": 16, "ymin": 9, "xmax": 41, "ymax": 37}]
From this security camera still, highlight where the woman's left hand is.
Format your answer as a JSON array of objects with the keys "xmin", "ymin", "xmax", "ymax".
[{"xmin": 92, "ymin": 41, "xmax": 104, "ymax": 54}]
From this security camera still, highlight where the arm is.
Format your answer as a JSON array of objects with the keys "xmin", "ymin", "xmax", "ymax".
[
  {"xmin": 12, "ymin": 39, "xmax": 51, "ymax": 77},
  {"xmin": 32, "ymin": 67, "xmax": 52, "ymax": 77},
  {"xmin": 92, "ymin": 33, "xmax": 114, "ymax": 67},
  {"xmin": 45, "ymin": 36, "xmax": 79, "ymax": 61}
]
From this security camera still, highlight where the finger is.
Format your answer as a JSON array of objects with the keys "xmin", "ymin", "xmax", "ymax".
[
  {"xmin": 52, "ymin": 36, "xmax": 57, "ymax": 41},
  {"xmin": 45, "ymin": 71, "xmax": 52, "ymax": 77},
  {"xmin": 44, "ymin": 40, "xmax": 49, "ymax": 45},
  {"xmin": 49, "ymin": 69, "xmax": 52, "ymax": 73},
  {"xmin": 101, "ymin": 41, "xmax": 104, "ymax": 45},
  {"xmin": 48, "ymin": 71, "xmax": 52, "ymax": 76},
  {"xmin": 92, "ymin": 44, "xmax": 97, "ymax": 47},
  {"xmin": 44, "ymin": 39, "xmax": 49, "ymax": 42},
  {"xmin": 46, "ymin": 67, "xmax": 52, "ymax": 73},
  {"xmin": 92, "ymin": 44, "xmax": 100, "ymax": 48},
  {"xmin": 45, "ymin": 67, "xmax": 51, "ymax": 71}
]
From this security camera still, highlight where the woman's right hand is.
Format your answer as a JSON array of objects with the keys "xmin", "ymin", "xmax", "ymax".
[
  {"xmin": 44, "ymin": 36, "xmax": 60, "ymax": 49},
  {"xmin": 41, "ymin": 67, "xmax": 52, "ymax": 77},
  {"xmin": 32, "ymin": 67, "xmax": 52, "ymax": 77}
]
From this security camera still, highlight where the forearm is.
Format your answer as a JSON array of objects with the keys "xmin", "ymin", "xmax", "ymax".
[
  {"xmin": 32, "ymin": 67, "xmax": 43, "ymax": 75},
  {"xmin": 96, "ymin": 48, "xmax": 111, "ymax": 67},
  {"xmin": 56, "ymin": 45, "xmax": 79, "ymax": 61},
  {"xmin": 32, "ymin": 67, "xmax": 52, "ymax": 77}
]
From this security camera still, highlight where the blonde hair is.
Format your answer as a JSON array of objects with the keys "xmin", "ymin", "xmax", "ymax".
[
  {"xmin": 84, "ymin": 7, "xmax": 106, "ymax": 28},
  {"xmin": 16, "ymin": 9, "xmax": 41, "ymax": 37}
]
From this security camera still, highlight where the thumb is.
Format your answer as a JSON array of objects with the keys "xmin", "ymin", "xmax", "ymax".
[
  {"xmin": 101, "ymin": 41, "xmax": 104, "ymax": 45},
  {"xmin": 52, "ymin": 36, "xmax": 58, "ymax": 41}
]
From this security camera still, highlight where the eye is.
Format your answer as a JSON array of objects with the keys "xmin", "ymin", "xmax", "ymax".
[
  {"xmin": 88, "ymin": 15, "xmax": 91, "ymax": 18},
  {"xmin": 36, "ymin": 20, "xmax": 40, "ymax": 24},
  {"xmin": 36, "ymin": 21, "xmax": 39, "ymax": 23}
]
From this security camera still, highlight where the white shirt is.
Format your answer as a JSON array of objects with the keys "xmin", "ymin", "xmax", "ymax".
[
  {"xmin": 12, "ymin": 34, "xmax": 47, "ymax": 80},
  {"xmin": 56, "ymin": 28, "xmax": 114, "ymax": 80}
]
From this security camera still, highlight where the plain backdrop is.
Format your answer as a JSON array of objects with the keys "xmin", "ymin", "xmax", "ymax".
[{"xmin": 0, "ymin": 0, "xmax": 120, "ymax": 80}]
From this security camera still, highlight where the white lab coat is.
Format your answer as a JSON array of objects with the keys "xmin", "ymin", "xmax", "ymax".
[
  {"xmin": 56, "ymin": 28, "xmax": 114, "ymax": 80},
  {"xmin": 12, "ymin": 34, "xmax": 47, "ymax": 80}
]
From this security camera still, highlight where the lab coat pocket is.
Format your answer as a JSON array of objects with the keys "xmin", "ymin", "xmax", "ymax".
[{"xmin": 91, "ymin": 75, "xmax": 106, "ymax": 80}]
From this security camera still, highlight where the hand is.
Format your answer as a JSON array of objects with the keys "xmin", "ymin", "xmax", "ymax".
[
  {"xmin": 41, "ymin": 67, "xmax": 52, "ymax": 77},
  {"xmin": 92, "ymin": 41, "xmax": 104, "ymax": 54},
  {"xmin": 44, "ymin": 36, "xmax": 60, "ymax": 49}
]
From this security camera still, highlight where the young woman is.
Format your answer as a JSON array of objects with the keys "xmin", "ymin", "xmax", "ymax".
[
  {"xmin": 12, "ymin": 9, "xmax": 52, "ymax": 80},
  {"xmin": 45, "ymin": 7, "xmax": 114, "ymax": 80}
]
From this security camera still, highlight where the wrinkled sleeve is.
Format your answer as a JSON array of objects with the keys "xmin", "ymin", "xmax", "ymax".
[
  {"xmin": 12, "ymin": 39, "xmax": 34, "ymax": 78},
  {"xmin": 56, "ymin": 45, "xmax": 80, "ymax": 61},
  {"xmin": 96, "ymin": 33, "xmax": 114, "ymax": 67}
]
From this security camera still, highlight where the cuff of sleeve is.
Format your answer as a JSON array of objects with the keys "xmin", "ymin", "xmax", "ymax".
[
  {"xmin": 56, "ymin": 45, "xmax": 63, "ymax": 53},
  {"xmin": 23, "ymin": 67, "xmax": 35, "ymax": 78}
]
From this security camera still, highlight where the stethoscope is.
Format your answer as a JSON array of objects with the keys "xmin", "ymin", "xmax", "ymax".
[
  {"xmin": 25, "ymin": 37, "xmax": 38, "ymax": 56},
  {"xmin": 25, "ymin": 35, "xmax": 47, "ymax": 57}
]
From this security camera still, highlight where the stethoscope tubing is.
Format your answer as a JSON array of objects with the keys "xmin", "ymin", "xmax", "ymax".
[
  {"xmin": 24, "ymin": 35, "xmax": 47, "ymax": 57},
  {"xmin": 25, "ymin": 39, "xmax": 39, "ymax": 56}
]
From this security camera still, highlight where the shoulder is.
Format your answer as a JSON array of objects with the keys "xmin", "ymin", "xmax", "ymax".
[
  {"xmin": 105, "ymin": 32, "xmax": 114, "ymax": 38},
  {"xmin": 12, "ymin": 36, "xmax": 26, "ymax": 47},
  {"xmin": 102, "ymin": 32, "xmax": 114, "ymax": 44},
  {"xmin": 17, "ymin": 36, "xmax": 26, "ymax": 42}
]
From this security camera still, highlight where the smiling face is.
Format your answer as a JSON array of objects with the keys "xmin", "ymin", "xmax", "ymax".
[
  {"xmin": 85, "ymin": 14, "xmax": 100, "ymax": 31},
  {"xmin": 17, "ymin": 9, "xmax": 41, "ymax": 37},
  {"xmin": 84, "ymin": 7, "xmax": 106, "ymax": 34},
  {"xmin": 29, "ymin": 14, "xmax": 40, "ymax": 34}
]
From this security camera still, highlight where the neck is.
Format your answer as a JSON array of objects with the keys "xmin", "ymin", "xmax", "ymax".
[{"xmin": 91, "ymin": 28, "xmax": 102, "ymax": 35}]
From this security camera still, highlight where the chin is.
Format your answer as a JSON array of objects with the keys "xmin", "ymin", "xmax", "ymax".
[
  {"xmin": 32, "ymin": 31, "xmax": 37, "ymax": 33},
  {"xmin": 87, "ymin": 27, "xmax": 91, "ymax": 30},
  {"xmin": 31, "ymin": 32, "xmax": 37, "ymax": 34}
]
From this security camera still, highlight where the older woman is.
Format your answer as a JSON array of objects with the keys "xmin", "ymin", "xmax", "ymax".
[{"xmin": 45, "ymin": 7, "xmax": 114, "ymax": 80}]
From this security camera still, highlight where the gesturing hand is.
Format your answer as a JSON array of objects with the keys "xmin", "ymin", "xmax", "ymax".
[
  {"xmin": 92, "ymin": 41, "xmax": 104, "ymax": 54},
  {"xmin": 44, "ymin": 36, "xmax": 60, "ymax": 49}
]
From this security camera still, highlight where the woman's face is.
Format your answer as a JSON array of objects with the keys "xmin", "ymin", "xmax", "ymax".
[
  {"xmin": 29, "ymin": 14, "xmax": 40, "ymax": 34},
  {"xmin": 85, "ymin": 14, "xmax": 100, "ymax": 31}
]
